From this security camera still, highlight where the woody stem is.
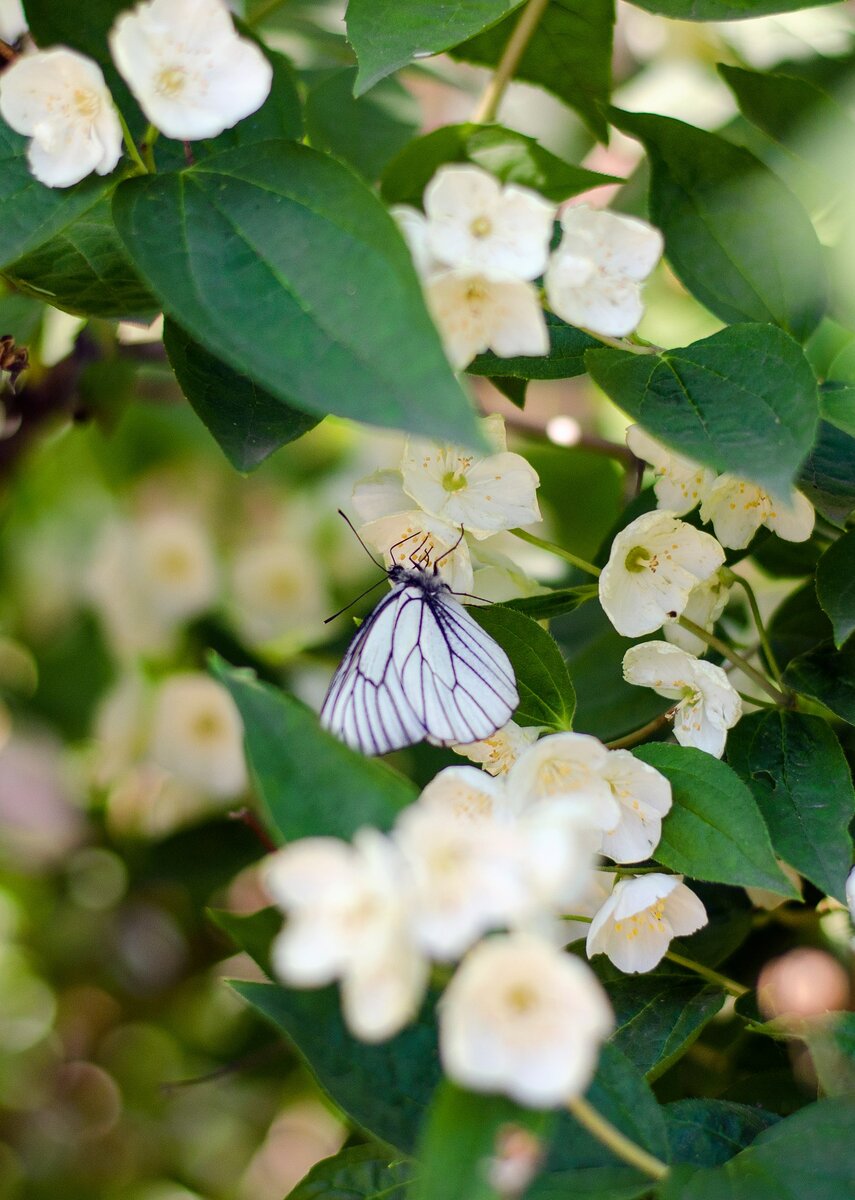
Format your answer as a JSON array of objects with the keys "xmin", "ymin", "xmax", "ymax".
[
  {"xmin": 566, "ymin": 1096, "xmax": 670, "ymax": 1181},
  {"xmin": 471, "ymin": 0, "xmax": 550, "ymax": 123},
  {"xmin": 510, "ymin": 528, "xmax": 601, "ymax": 578}
]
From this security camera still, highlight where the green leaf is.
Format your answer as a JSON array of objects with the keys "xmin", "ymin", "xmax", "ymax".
[
  {"xmin": 803, "ymin": 1012, "xmax": 855, "ymax": 1099},
  {"xmin": 821, "ymin": 384, "xmax": 855, "ymax": 440},
  {"xmin": 799, "ymin": 420, "xmax": 855, "ymax": 529},
  {"xmin": 654, "ymin": 1097, "xmax": 855, "ymax": 1200},
  {"xmin": 634, "ymin": 744, "xmax": 797, "ymax": 895},
  {"xmin": 472, "ymin": 606, "xmax": 576, "ymax": 730},
  {"xmin": 664, "ymin": 1100, "xmax": 779, "ymax": 1168},
  {"xmin": 586, "ymin": 324, "xmax": 819, "ymax": 495},
  {"xmin": 501, "ymin": 584, "xmax": 599, "ymax": 621},
  {"xmin": 629, "ymin": 0, "xmax": 838, "ymax": 18},
  {"xmin": 304, "ymin": 67, "xmax": 418, "ymax": 181},
  {"xmin": 231, "ymin": 980, "xmax": 440, "ymax": 1153},
  {"xmin": 209, "ymin": 905, "xmax": 281, "ymax": 978},
  {"xmin": 816, "ymin": 531, "xmax": 855, "ymax": 649},
  {"xmin": 211, "ymin": 658, "xmax": 417, "ymax": 843},
  {"xmin": 346, "ymin": 0, "xmax": 523, "ymax": 94},
  {"xmin": 469, "ymin": 312, "xmax": 600, "ymax": 386},
  {"xmin": 727, "ymin": 711, "xmax": 855, "ymax": 902},
  {"xmin": 22, "ymin": 0, "xmax": 125, "ymax": 64},
  {"xmin": 163, "ymin": 319, "xmax": 319, "ymax": 471},
  {"xmin": 768, "ymin": 581, "xmax": 833, "ymax": 670},
  {"xmin": 287, "ymin": 1146, "xmax": 413, "ymax": 1200},
  {"xmin": 592, "ymin": 960, "xmax": 725, "ymax": 1081},
  {"xmin": 413, "ymin": 1083, "xmax": 552, "ymax": 1200},
  {"xmin": 113, "ymin": 141, "xmax": 483, "ymax": 446},
  {"xmin": 381, "ymin": 123, "xmax": 618, "ymax": 207},
  {"xmin": 452, "ymin": 0, "xmax": 616, "ymax": 141},
  {"xmin": 783, "ymin": 640, "xmax": 855, "ymax": 725},
  {"xmin": 610, "ymin": 109, "xmax": 827, "ymax": 341}
]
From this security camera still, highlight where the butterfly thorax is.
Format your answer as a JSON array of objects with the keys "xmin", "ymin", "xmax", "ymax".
[{"xmin": 387, "ymin": 564, "xmax": 450, "ymax": 595}]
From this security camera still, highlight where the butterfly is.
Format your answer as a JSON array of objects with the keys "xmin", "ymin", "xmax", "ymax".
[{"xmin": 320, "ymin": 521, "xmax": 519, "ymax": 756}]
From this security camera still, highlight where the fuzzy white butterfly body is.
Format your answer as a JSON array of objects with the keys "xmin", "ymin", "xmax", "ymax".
[{"xmin": 320, "ymin": 563, "xmax": 519, "ymax": 756}]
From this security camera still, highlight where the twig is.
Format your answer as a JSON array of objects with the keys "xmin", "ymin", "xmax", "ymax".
[
  {"xmin": 566, "ymin": 1096, "xmax": 670, "ymax": 1181},
  {"xmin": 677, "ymin": 615, "xmax": 788, "ymax": 706},
  {"xmin": 665, "ymin": 950, "xmax": 749, "ymax": 998},
  {"xmin": 605, "ymin": 708, "xmax": 675, "ymax": 750},
  {"xmin": 471, "ymin": 0, "xmax": 550, "ymax": 124},
  {"xmin": 511, "ymin": 528, "xmax": 601, "ymax": 578}
]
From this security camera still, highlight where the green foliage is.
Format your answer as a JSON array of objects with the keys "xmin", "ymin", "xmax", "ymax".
[
  {"xmin": 469, "ymin": 312, "xmax": 601, "ymax": 390},
  {"xmin": 816, "ymin": 530, "xmax": 855, "ymax": 648},
  {"xmin": 783, "ymin": 640, "xmax": 855, "ymax": 725},
  {"xmin": 472, "ymin": 605, "xmax": 577, "ymax": 729},
  {"xmin": 501, "ymin": 584, "xmax": 599, "ymax": 621},
  {"xmin": 799, "ymin": 421, "xmax": 855, "ymax": 528},
  {"xmin": 628, "ymin": 0, "xmax": 843, "ymax": 19},
  {"xmin": 664, "ymin": 1100, "xmax": 779, "ymax": 1168},
  {"xmin": 287, "ymin": 1146, "xmax": 413, "ymax": 1200},
  {"xmin": 303, "ymin": 67, "xmax": 419, "ymax": 181}
]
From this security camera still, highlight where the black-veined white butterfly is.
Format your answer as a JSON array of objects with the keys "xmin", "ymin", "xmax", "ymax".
[{"xmin": 320, "ymin": 518, "xmax": 519, "ymax": 756}]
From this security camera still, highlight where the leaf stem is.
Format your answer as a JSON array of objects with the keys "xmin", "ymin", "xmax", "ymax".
[
  {"xmin": 580, "ymin": 328, "xmax": 660, "ymax": 355},
  {"xmin": 247, "ymin": 0, "xmax": 290, "ymax": 26},
  {"xmin": 116, "ymin": 108, "xmax": 148, "ymax": 174},
  {"xmin": 665, "ymin": 950, "xmax": 749, "ymax": 998},
  {"xmin": 141, "ymin": 124, "xmax": 159, "ymax": 173},
  {"xmin": 605, "ymin": 708, "xmax": 675, "ymax": 750},
  {"xmin": 470, "ymin": 0, "xmax": 550, "ymax": 123},
  {"xmin": 511, "ymin": 528, "xmax": 601, "ymax": 578},
  {"xmin": 566, "ymin": 1095, "xmax": 670, "ymax": 1181},
  {"xmin": 677, "ymin": 615, "xmax": 787, "ymax": 706},
  {"xmin": 729, "ymin": 572, "xmax": 784, "ymax": 685}
]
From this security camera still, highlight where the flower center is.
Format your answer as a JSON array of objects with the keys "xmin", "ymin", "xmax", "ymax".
[
  {"xmin": 464, "ymin": 281, "xmax": 488, "ymax": 304},
  {"xmin": 73, "ymin": 88, "xmax": 100, "ymax": 118},
  {"xmin": 155, "ymin": 66, "xmax": 188, "ymax": 98},
  {"xmin": 505, "ymin": 982, "xmax": 538, "ymax": 1014},
  {"xmin": 191, "ymin": 710, "xmax": 225, "ymax": 742},
  {"xmin": 624, "ymin": 545, "xmax": 653, "ymax": 573},
  {"xmin": 536, "ymin": 759, "xmax": 587, "ymax": 794},
  {"xmin": 470, "ymin": 215, "xmax": 493, "ymax": 239},
  {"xmin": 155, "ymin": 547, "xmax": 194, "ymax": 581},
  {"xmin": 441, "ymin": 470, "xmax": 468, "ymax": 493}
]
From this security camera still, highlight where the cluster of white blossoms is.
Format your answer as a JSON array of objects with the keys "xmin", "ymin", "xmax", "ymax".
[
  {"xmin": 392, "ymin": 164, "xmax": 663, "ymax": 370},
  {"xmin": 266, "ymin": 729, "xmax": 709, "ymax": 1107},
  {"xmin": 0, "ymin": 0, "xmax": 272, "ymax": 187},
  {"xmin": 353, "ymin": 413, "xmax": 545, "ymax": 601}
]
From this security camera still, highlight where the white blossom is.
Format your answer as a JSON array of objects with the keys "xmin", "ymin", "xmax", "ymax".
[
  {"xmin": 390, "ymin": 204, "xmax": 438, "ymax": 278},
  {"xmin": 423, "ymin": 165, "xmax": 555, "ymax": 281},
  {"xmin": 452, "ymin": 720, "xmax": 542, "ymax": 776},
  {"xmin": 135, "ymin": 511, "xmax": 218, "ymax": 622},
  {"xmin": 0, "ymin": 1, "xmax": 26, "ymax": 45},
  {"xmin": 600, "ymin": 750, "xmax": 672, "ymax": 864},
  {"xmin": 400, "ymin": 414, "xmax": 541, "ymax": 538},
  {"xmin": 599, "ymin": 510, "xmax": 726, "ymax": 638},
  {"xmin": 425, "ymin": 270, "xmax": 549, "ymax": 371},
  {"xmin": 229, "ymin": 540, "xmax": 326, "ymax": 648},
  {"xmin": 663, "ymin": 571, "xmax": 731, "ymax": 656},
  {"xmin": 545, "ymin": 205, "xmax": 663, "ymax": 338},
  {"xmin": 266, "ymin": 830, "xmax": 427, "ymax": 1042},
  {"xmin": 625, "ymin": 425, "xmax": 715, "ymax": 516},
  {"xmin": 440, "ymin": 932, "xmax": 613, "ymax": 1107},
  {"xmin": 110, "ymin": 0, "xmax": 272, "ymax": 141},
  {"xmin": 150, "ymin": 672, "xmax": 246, "ymax": 797},
  {"xmin": 623, "ymin": 641, "xmax": 743, "ymax": 758},
  {"xmin": 586, "ymin": 874, "xmax": 708, "ymax": 973},
  {"xmin": 699, "ymin": 476, "xmax": 815, "ymax": 550},
  {"xmin": 0, "ymin": 48, "xmax": 123, "ymax": 188},
  {"xmin": 507, "ymin": 732, "xmax": 620, "ymax": 833},
  {"xmin": 846, "ymin": 866, "xmax": 855, "ymax": 925},
  {"xmin": 359, "ymin": 507, "xmax": 474, "ymax": 593}
]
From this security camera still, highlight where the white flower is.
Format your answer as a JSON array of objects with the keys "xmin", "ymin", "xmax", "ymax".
[
  {"xmin": 401, "ymin": 414, "xmax": 540, "ymax": 538},
  {"xmin": 0, "ymin": 1, "xmax": 26, "ymax": 44},
  {"xmin": 623, "ymin": 642, "xmax": 743, "ymax": 758},
  {"xmin": 507, "ymin": 732, "xmax": 620, "ymax": 831},
  {"xmin": 425, "ymin": 270, "xmax": 549, "ymax": 371},
  {"xmin": 600, "ymin": 750, "xmax": 672, "ymax": 864},
  {"xmin": 358, "ymin": 507, "xmax": 474, "ymax": 593},
  {"xmin": 439, "ymin": 933, "xmax": 613, "ymax": 1107},
  {"xmin": 545, "ymin": 205, "xmax": 663, "ymax": 337},
  {"xmin": 423, "ymin": 165, "xmax": 555, "ymax": 281},
  {"xmin": 417, "ymin": 764, "xmax": 510, "ymax": 822},
  {"xmin": 625, "ymin": 426, "xmax": 715, "ymax": 517},
  {"xmin": 110, "ymin": 0, "xmax": 272, "ymax": 141},
  {"xmin": 266, "ymin": 830, "xmax": 427, "ymax": 1043},
  {"xmin": 452, "ymin": 719, "xmax": 541, "ymax": 776},
  {"xmin": 599, "ymin": 510, "xmax": 726, "ymax": 638},
  {"xmin": 0, "ymin": 48, "xmax": 123, "ymax": 188},
  {"xmin": 135, "ymin": 511, "xmax": 218, "ymax": 622},
  {"xmin": 150, "ymin": 672, "xmax": 246, "ymax": 797},
  {"xmin": 663, "ymin": 571, "xmax": 731, "ymax": 656},
  {"xmin": 586, "ymin": 874, "xmax": 708, "ymax": 973},
  {"xmin": 847, "ymin": 866, "xmax": 855, "ymax": 924},
  {"xmin": 229, "ymin": 540, "xmax": 326, "ymax": 648},
  {"xmin": 391, "ymin": 204, "xmax": 440, "ymax": 279},
  {"xmin": 699, "ymin": 476, "xmax": 815, "ymax": 550}
]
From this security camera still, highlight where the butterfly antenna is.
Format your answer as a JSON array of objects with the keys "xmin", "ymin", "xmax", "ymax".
[
  {"xmin": 336, "ymin": 509, "xmax": 385, "ymax": 571},
  {"xmin": 433, "ymin": 526, "xmax": 466, "ymax": 571},
  {"xmin": 324, "ymin": 577, "xmax": 386, "ymax": 624}
]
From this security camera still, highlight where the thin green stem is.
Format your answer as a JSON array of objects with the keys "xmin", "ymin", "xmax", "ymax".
[
  {"xmin": 579, "ymin": 328, "xmax": 660, "ymax": 355},
  {"xmin": 729, "ymin": 573, "xmax": 784, "ymax": 685},
  {"xmin": 665, "ymin": 950, "xmax": 749, "ymax": 998},
  {"xmin": 677, "ymin": 615, "xmax": 787, "ymax": 706},
  {"xmin": 471, "ymin": 0, "xmax": 550, "ymax": 123},
  {"xmin": 247, "ymin": 0, "xmax": 289, "ymax": 26},
  {"xmin": 737, "ymin": 691, "xmax": 778, "ymax": 711},
  {"xmin": 141, "ymin": 124, "xmax": 159, "ymax": 173},
  {"xmin": 511, "ymin": 528, "xmax": 601, "ymax": 578},
  {"xmin": 116, "ymin": 108, "xmax": 148, "ymax": 174},
  {"xmin": 566, "ymin": 1096, "xmax": 670, "ymax": 1181},
  {"xmin": 606, "ymin": 708, "xmax": 675, "ymax": 750}
]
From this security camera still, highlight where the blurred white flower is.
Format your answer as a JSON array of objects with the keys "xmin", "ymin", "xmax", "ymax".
[
  {"xmin": 586, "ymin": 873, "xmax": 707, "ymax": 973},
  {"xmin": 452, "ymin": 720, "xmax": 541, "ymax": 776},
  {"xmin": 87, "ymin": 521, "xmax": 177, "ymax": 659},
  {"xmin": 625, "ymin": 426, "xmax": 715, "ymax": 516},
  {"xmin": 623, "ymin": 641, "xmax": 742, "ymax": 758},
  {"xmin": 91, "ymin": 672, "xmax": 152, "ymax": 788},
  {"xmin": 150, "ymin": 673, "xmax": 246, "ymax": 797},
  {"xmin": 599, "ymin": 510, "xmax": 725, "ymax": 638},
  {"xmin": 663, "ymin": 571, "xmax": 731, "ymax": 657},
  {"xmin": 440, "ymin": 932, "xmax": 613, "ymax": 1107},
  {"xmin": 699, "ymin": 476, "xmax": 815, "ymax": 550},
  {"xmin": 424, "ymin": 165, "xmax": 555, "ymax": 281},
  {"xmin": 229, "ymin": 541, "xmax": 326, "ymax": 648},
  {"xmin": 0, "ymin": 48, "xmax": 123, "ymax": 187},
  {"xmin": 391, "ymin": 204, "xmax": 438, "ymax": 278},
  {"xmin": 846, "ymin": 866, "xmax": 855, "ymax": 925},
  {"xmin": 716, "ymin": 9, "xmax": 853, "ymax": 69},
  {"xmin": 110, "ymin": 0, "xmax": 272, "ymax": 140},
  {"xmin": 600, "ymin": 750, "xmax": 672, "ymax": 864},
  {"xmin": 545, "ymin": 205, "xmax": 662, "ymax": 337},
  {"xmin": 506, "ymin": 731, "xmax": 620, "ymax": 830},
  {"xmin": 425, "ymin": 270, "xmax": 548, "ymax": 371},
  {"xmin": 135, "ymin": 511, "xmax": 218, "ymax": 622},
  {"xmin": 401, "ymin": 415, "xmax": 540, "ymax": 538},
  {"xmin": 0, "ymin": 0, "xmax": 26, "ymax": 44},
  {"xmin": 266, "ymin": 830, "xmax": 426, "ymax": 1042},
  {"xmin": 417, "ymin": 764, "xmax": 509, "ymax": 821}
]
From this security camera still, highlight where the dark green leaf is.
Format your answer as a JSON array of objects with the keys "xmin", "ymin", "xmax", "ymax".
[
  {"xmin": 288, "ymin": 1146, "xmax": 413, "ymax": 1200},
  {"xmin": 381, "ymin": 123, "xmax": 618, "ymax": 207},
  {"xmin": 592, "ymin": 960, "xmax": 725, "ymax": 1081},
  {"xmin": 629, "ymin": 0, "xmax": 839, "ymax": 18},
  {"xmin": 664, "ymin": 1100, "xmax": 779, "ymax": 1167},
  {"xmin": 803, "ymin": 1012, "xmax": 855, "ymax": 1098},
  {"xmin": 727, "ymin": 711, "xmax": 854, "ymax": 902},
  {"xmin": 304, "ymin": 67, "xmax": 418, "ymax": 181},
  {"xmin": 783, "ymin": 640, "xmax": 855, "ymax": 725},
  {"xmin": 472, "ymin": 606, "xmax": 576, "ymax": 729},
  {"xmin": 231, "ymin": 980, "xmax": 440, "ymax": 1152},
  {"xmin": 211, "ymin": 658, "xmax": 417, "ymax": 843},
  {"xmin": 346, "ymin": 0, "xmax": 523, "ymax": 93},
  {"xmin": 586, "ymin": 324, "xmax": 819, "ymax": 495},
  {"xmin": 470, "ymin": 312, "xmax": 600, "ymax": 385},
  {"xmin": 489, "ymin": 375, "xmax": 529, "ymax": 407},
  {"xmin": 799, "ymin": 421, "xmax": 855, "ymax": 529},
  {"xmin": 163, "ymin": 319, "xmax": 319, "ymax": 471},
  {"xmin": 610, "ymin": 109, "xmax": 827, "ymax": 341},
  {"xmin": 820, "ymin": 383, "xmax": 855, "ymax": 440},
  {"xmin": 0, "ymin": 291, "xmax": 44, "ymax": 343},
  {"xmin": 768, "ymin": 582, "xmax": 833, "ymax": 670},
  {"xmin": 816, "ymin": 531, "xmax": 855, "ymax": 649},
  {"xmin": 634, "ymin": 744, "xmax": 797, "ymax": 894},
  {"xmin": 501, "ymin": 584, "xmax": 599, "ymax": 621},
  {"xmin": 113, "ymin": 141, "xmax": 483, "ymax": 446},
  {"xmin": 208, "ymin": 905, "xmax": 281, "ymax": 978},
  {"xmin": 452, "ymin": 0, "xmax": 615, "ymax": 141}
]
